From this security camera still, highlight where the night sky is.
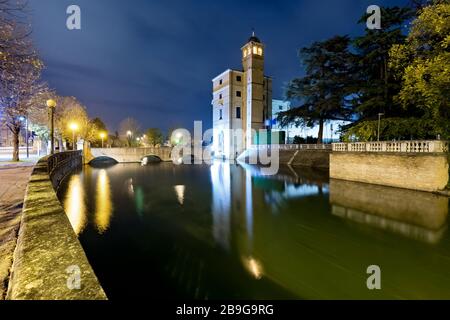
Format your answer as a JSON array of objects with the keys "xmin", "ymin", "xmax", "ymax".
[{"xmin": 29, "ymin": 0, "xmax": 408, "ymax": 133}]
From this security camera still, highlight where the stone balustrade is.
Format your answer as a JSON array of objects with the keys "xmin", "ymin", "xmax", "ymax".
[
  {"xmin": 253, "ymin": 144, "xmax": 332, "ymax": 150},
  {"xmin": 332, "ymin": 140, "xmax": 449, "ymax": 153}
]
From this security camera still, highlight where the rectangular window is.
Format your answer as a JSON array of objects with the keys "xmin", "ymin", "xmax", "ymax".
[
  {"xmin": 236, "ymin": 107, "xmax": 241, "ymax": 119},
  {"xmin": 219, "ymin": 79, "xmax": 223, "ymax": 85},
  {"xmin": 219, "ymin": 109, "xmax": 223, "ymax": 120},
  {"xmin": 236, "ymin": 76, "xmax": 241, "ymax": 82},
  {"xmin": 219, "ymin": 93, "xmax": 222, "ymax": 99},
  {"xmin": 236, "ymin": 91, "xmax": 241, "ymax": 97}
]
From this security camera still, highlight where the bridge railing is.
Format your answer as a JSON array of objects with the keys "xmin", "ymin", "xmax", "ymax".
[{"xmin": 332, "ymin": 140, "xmax": 449, "ymax": 153}]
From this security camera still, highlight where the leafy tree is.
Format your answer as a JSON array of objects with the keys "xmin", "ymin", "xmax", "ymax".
[
  {"xmin": 91, "ymin": 117, "xmax": 108, "ymax": 147},
  {"xmin": 389, "ymin": 1, "xmax": 450, "ymax": 138},
  {"xmin": 55, "ymin": 96, "xmax": 98, "ymax": 149},
  {"xmin": 342, "ymin": 117, "xmax": 438, "ymax": 141},
  {"xmin": 352, "ymin": 6, "xmax": 414, "ymax": 120},
  {"xmin": 145, "ymin": 128, "xmax": 163, "ymax": 147},
  {"xmin": 278, "ymin": 36, "xmax": 357, "ymax": 143}
]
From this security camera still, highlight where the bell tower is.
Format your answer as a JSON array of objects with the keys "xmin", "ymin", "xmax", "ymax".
[{"xmin": 241, "ymin": 31, "xmax": 265, "ymax": 148}]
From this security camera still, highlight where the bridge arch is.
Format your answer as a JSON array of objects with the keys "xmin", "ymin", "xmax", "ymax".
[
  {"xmin": 141, "ymin": 155, "xmax": 162, "ymax": 163},
  {"xmin": 88, "ymin": 156, "xmax": 119, "ymax": 167}
]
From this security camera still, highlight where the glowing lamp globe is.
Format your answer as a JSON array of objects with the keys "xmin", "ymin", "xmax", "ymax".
[{"xmin": 46, "ymin": 99, "xmax": 57, "ymax": 108}]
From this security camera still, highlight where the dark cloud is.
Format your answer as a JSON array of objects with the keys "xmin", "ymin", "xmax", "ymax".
[{"xmin": 29, "ymin": 0, "xmax": 408, "ymax": 133}]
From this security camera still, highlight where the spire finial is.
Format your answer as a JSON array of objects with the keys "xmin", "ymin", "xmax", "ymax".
[{"xmin": 252, "ymin": 28, "xmax": 255, "ymax": 37}]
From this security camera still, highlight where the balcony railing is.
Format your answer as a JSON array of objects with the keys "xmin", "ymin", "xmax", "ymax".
[{"xmin": 332, "ymin": 140, "xmax": 449, "ymax": 153}]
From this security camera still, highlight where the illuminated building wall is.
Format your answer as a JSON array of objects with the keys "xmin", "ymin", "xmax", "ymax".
[{"xmin": 211, "ymin": 32, "xmax": 272, "ymax": 159}]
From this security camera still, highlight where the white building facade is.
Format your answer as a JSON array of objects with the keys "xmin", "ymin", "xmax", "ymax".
[
  {"xmin": 212, "ymin": 33, "xmax": 272, "ymax": 159},
  {"xmin": 271, "ymin": 99, "xmax": 350, "ymax": 143}
]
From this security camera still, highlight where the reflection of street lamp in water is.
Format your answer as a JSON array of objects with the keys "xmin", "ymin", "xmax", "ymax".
[{"xmin": 69, "ymin": 123, "xmax": 78, "ymax": 150}]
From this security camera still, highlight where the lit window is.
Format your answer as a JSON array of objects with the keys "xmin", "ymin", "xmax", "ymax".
[
  {"xmin": 247, "ymin": 47, "xmax": 251, "ymax": 56},
  {"xmin": 258, "ymin": 47, "xmax": 262, "ymax": 55},
  {"xmin": 253, "ymin": 46, "xmax": 258, "ymax": 54}
]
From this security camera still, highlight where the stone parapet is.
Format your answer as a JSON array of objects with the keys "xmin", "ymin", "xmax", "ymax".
[{"xmin": 6, "ymin": 152, "xmax": 107, "ymax": 300}]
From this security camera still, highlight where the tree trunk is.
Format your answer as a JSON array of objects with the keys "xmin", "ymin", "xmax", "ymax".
[
  {"xmin": 317, "ymin": 118, "xmax": 324, "ymax": 144},
  {"xmin": 12, "ymin": 125, "xmax": 20, "ymax": 162}
]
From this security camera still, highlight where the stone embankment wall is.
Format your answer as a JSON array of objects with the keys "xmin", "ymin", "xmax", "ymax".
[
  {"xmin": 330, "ymin": 141, "xmax": 449, "ymax": 193},
  {"xmin": 7, "ymin": 151, "xmax": 107, "ymax": 300},
  {"xmin": 330, "ymin": 152, "xmax": 448, "ymax": 192},
  {"xmin": 243, "ymin": 145, "xmax": 331, "ymax": 169}
]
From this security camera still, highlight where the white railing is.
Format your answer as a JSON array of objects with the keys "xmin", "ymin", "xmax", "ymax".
[
  {"xmin": 253, "ymin": 144, "xmax": 332, "ymax": 150},
  {"xmin": 332, "ymin": 140, "xmax": 449, "ymax": 153}
]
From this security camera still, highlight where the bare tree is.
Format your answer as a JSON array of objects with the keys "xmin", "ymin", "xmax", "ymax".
[
  {"xmin": 119, "ymin": 117, "xmax": 141, "ymax": 147},
  {"xmin": 0, "ymin": 0, "xmax": 46, "ymax": 161}
]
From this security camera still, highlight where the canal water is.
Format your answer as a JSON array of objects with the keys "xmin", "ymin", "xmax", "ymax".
[{"xmin": 57, "ymin": 162, "xmax": 450, "ymax": 300}]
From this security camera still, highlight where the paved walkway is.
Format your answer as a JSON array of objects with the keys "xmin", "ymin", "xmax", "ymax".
[{"xmin": 0, "ymin": 162, "xmax": 35, "ymax": 299}]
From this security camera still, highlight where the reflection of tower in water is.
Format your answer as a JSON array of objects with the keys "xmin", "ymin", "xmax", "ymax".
[
  {"xmin": 210, "ymin": 162, "xmax": 231, "ymax": 250},
  {"xmin": 210, "ymin": 162, "xmax": 265, "ymax": 279}
]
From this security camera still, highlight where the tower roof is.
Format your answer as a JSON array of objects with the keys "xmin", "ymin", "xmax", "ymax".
[{"xmin": 247, "ymin": 30, "xmax": 261, "ymax": 43}]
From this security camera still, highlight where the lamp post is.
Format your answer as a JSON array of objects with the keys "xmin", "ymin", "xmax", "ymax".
[
  {"xmin": 25, "ymin": 116, "xmax": 29, "ymax": 158},
  {"xmin": 19, "ymin": 116, "xmax": 29, "ymax": 158},
  {"xmin": 100, "ymin": 132, "xmax": 106, "ymax": 148},
  {"xmin": 127, "ymin": 130, "xmax": 132, "ymax": 147},
  {"xmin": 377, "ymin": 113, "xmax": 385, "ymax": 142},
  {"xmin": 46, "ymin": 99, "xmax": 57, "ymax": 154},
  {"xmin": 69, "ymin": 123, "xmax": 78, "ymax": 150}
]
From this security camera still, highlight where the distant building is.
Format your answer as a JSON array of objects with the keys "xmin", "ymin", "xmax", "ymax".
[
  {"xmin": 271, "ymin": 99, "xmax": 349, "ymax": 143},
  {"xmin": 0, "ymin": 116, "xmax": 15, "ymax": 147},
  {"xmin": 271, "ymin": 99, "xmax": 291, "ymax": 143},
  {"xmin": 211, "ymin": 32, "xmax": 272, "ymax": 159}
]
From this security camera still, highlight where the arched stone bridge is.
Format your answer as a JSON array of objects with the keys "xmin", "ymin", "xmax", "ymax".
[{"xmin": 88, "ymin": 147, "xmax": 172, "ymax": 163}]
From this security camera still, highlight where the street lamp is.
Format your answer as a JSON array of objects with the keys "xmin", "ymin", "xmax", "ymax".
[
  {"xmin": 19, "ymin": 116, "xmax": 30, "ymax": 158},
  {"xmin": 377, "ymin": 113, "xmax": 385, "ymax": 142},
  {"xmin": 69, "ymin": 122, "xmax": 78, "ymax": 150},
  {"xmin": 46, "ymin": 99, "xmax": 57, "ymax": 154},
  {"xmin": 126, "ymin": 131, "xmax": 132, "ymax": 147},
  {"xmin": 100, "ymin": 132, "xmax": 106, "ymax": 148}
]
